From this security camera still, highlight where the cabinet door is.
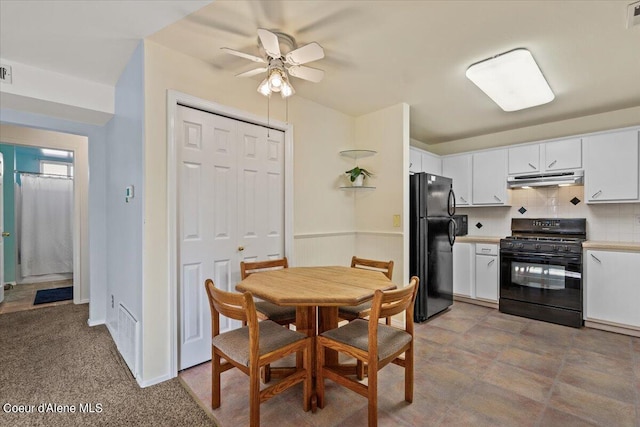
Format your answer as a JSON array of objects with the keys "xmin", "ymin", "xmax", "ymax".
[
  {"xmin": 475, "ymin": 254, "xmax": 498, "ymax": 301},
  {"xmin": 584, "ymin": 130, "xmax": 639, "ymax": 202},
  {"xmin": 472, "ymin": 150, "xmax": 508, "ymax": 205},
  {"xmin": 442, "ymin": 154, "xmax": 471, "ymax": 206},
  {"xmin": 586, "ymin": 250, "xmax": 640, "ymax": 327},
  {"xmin": 544, "ymin": 138, "xmax": 581, "ymax": 170},
  {"xmin": 453, "ymin": 243, "xmax": 473, "ymax": 297},
  {"xmin": 409, "ymin": 148, "xmax": 422, "ymax": 174},
  {"xmin": 508, "ymin": 145, "xmax": 540, "ymax": 174},
  {"xmin": 422, "ymin": 151, "xmax": 442, "ymax": 175}
]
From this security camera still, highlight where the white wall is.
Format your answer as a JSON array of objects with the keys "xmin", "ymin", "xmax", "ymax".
[
  {"xmin": 142, "ymin": 40, "xmax": 356, "ymax": 384},
  {"xmin": 0, "ymin": 109, "xmax": 107, "ymax": 325},
  {"xmin": 353, "ymin": 103, "xmax": 410, "ymax": 286},
  {"xmin": 104, "ymin": 39, "xmax": 144, "ymax": 372}
]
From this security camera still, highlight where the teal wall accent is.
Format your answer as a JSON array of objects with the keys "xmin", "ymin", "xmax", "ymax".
[
  {"xmin": 0, "ymin": 144, "xmax": 16, "ymax": 284},
  {"xmin": 0, "ymin": 143, "xmax": 73, "ymax": 283}
]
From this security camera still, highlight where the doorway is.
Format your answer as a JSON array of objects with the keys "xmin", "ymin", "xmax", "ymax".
[
  {"xmin": 167, "ymin": 91, "xmax": 294, "ymax": 375},
  {"xmin": 0, "ymin": 124, "xmax": 89, "ymax": 309}
]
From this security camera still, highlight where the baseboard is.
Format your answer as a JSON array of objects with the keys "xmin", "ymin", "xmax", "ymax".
[
  {"xmin": 87, "ymin": 318, "xmax": 105, "ymax": 327},
  {"xmin": 137, "ymin": 372, "xmax": 174, "ymax": 388},
  {"xmin": 453, "ymin": 295, "xmax": 498, "ymax": 309},
  {"xmin": 585, "ymin": 319, "xmax": 640, "ymax": 338}
]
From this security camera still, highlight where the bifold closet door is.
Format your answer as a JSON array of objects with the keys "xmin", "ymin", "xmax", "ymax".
[{"xmin": 177, "ymin": 106, "xmax": 284, "ymax": 369}]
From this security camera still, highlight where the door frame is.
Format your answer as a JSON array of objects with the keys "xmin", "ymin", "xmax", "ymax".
[
  {"xmin": 167, "ymin": 90, "xmax": 294, "ymax": 376},
  {"xmin": 0, "ymin": 124, "xmax": 89, "ymax": 304}
]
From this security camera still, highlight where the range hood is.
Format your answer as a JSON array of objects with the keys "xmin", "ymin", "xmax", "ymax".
[{"xmin": 507, "ymin": 170, "xmax": 583, "ymax": 188}]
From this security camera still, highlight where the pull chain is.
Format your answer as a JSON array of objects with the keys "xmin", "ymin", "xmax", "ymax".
[
  {"xmin": 286, "ymin": 97, "xmax": 289, "ymax": 123},
  {"xmin": 267, "ymin": 95, "xmax": 270, "ymax": 137}
]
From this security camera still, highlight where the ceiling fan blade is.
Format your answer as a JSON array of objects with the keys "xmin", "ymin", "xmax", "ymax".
[
  {"xmin": 287, "ymin": 65, "xmax": 325, "ymax": 83},
  {"xmin": 257, "ymin": 28, "xmax": 281, "ymax": 59},
  {"xmin": 285, "ymin": 42, "xmax": 325, "ymax": 66},
  {"xmin": 236, "ymin": 68, "xmax": 268, "ymax": 78},
  {"xmin": 220, "ymin": 48, "xmax": 265, "ymax": 64}
]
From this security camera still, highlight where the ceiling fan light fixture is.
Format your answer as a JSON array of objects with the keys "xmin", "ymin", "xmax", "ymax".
[
  {"xmin": 269, "ymin": 69, "xmax": 283, "ymax": 90},
  {"xmin": 281, "ymin": 79, "xmax": 295, "ymax": 98},
  {"xmin": 465, "ymin": 48, "xmax": 555, "ymax": 112},
  {"xmin": 257, "ymin": 78, "xmax": 272, "ymax": 97}
]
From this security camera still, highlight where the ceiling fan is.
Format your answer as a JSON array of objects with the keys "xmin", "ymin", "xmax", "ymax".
[{"xmin": 221, "ymin": 28, "xmax": 325, "ymax": 98}]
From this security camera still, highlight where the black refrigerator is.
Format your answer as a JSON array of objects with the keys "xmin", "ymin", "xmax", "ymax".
[{"xmin": 409, "ymin": 172, "xmax": 456, "ymax": 322}]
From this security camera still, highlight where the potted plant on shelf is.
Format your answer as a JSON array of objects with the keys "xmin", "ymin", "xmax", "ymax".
[{"xmin": 345, "ymin": 166, "xmax": 373, "ymax": 187}]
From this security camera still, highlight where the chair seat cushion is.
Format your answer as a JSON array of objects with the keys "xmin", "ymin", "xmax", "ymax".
[
  {"xmin": 255, "ymin": 301, "xmax": 296, "ymax": 323},
  {"xmin": 338, "ymin": 301, "xmax": 371, "ymax": 317},
  {"xmin": 212, "ymin": 320, "xmax": 306, "ymax": 366},
  {"xmin": 320, "ymin": 319, "xmax": 411, "ymax": 361}
]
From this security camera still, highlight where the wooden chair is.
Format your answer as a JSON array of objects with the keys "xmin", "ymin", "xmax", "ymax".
[
  {"xmin": 339, "ymin": 257, "xmax": 395, "ymax": 325},
  {"xmin": 316, "ymin": 276, "xmax": 419, "ymax": 427},
  {"xmin": 205, "ymin": 279, "xmax": 312, "ymax": 427},
  {"xmin": 240, "ymin": 257, "xmax": 297, "ymax": 327}
]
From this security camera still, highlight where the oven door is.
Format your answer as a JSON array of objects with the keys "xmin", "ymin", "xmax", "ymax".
[{"xmin": 500, "ymin": 250, "xmax": 582, "ymax": 311}]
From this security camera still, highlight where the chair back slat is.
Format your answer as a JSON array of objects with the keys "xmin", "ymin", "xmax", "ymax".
[
  {"xmin": 351, "ymin": 256, "xmax": 394, "ymax": 280},
  {"xmin": 369, "ymin": 276, "xmax": 419, "ymax": 332},
  {"xmin": 205, "ymin": 279, "xmax": 259, "ymax": 338},
  {"xmin": 241, "ymin": 257, "xmax": 289, "ymax": 279}
]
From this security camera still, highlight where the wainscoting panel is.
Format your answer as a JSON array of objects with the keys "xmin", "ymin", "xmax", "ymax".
[
  {"xmin": 354, "ymin": 232, "xmax": 405, "ymax": 285},
  {"xmin": 293, "ymin": 232, "xmax": 356, "ymax": 267}
]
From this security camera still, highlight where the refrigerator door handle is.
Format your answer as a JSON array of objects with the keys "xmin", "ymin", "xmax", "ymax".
[
  {"xmin": 448, "ymin": 188, "xmax": 456, "ymax": 216},
  {"xmin": 448, "ymin": 218, "xmax": 456, "ymax": 247}
]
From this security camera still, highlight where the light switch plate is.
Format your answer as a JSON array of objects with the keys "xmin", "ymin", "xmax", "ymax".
[{"xmin": 393, "ymin": 214, "xmax": 401, "ymax": 227}]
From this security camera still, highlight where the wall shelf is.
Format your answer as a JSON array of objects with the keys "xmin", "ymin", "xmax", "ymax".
[
  {"xmin": 339, "ymin": 149, "xmax": 377, "ymax": 160},
  {"xmin": 339, "ymin": 186, "xmax": 376, "ymax": 190}
]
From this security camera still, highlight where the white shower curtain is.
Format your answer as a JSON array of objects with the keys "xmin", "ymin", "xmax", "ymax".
[{"xmin": 20, "ymin": 174, "xmax": 73, "ymax": 276}]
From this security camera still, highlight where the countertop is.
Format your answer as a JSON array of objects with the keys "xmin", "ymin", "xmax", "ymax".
[
  {"xmin": 456, "ymin": 236, "xmax": 503, "ymax": 244},
  {"xmin": 582, "ymin": 241, "xmax": 640, "ymax": 252}
]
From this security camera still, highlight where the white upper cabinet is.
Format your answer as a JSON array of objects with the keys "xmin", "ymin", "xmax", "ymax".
[
  {"xmin": 422, "ymin": 151, "xmax": 442, "ymax": 175},
  {"xmin": 473, "ymin": 150, "xmax": 508, "ymax": 205},
  {"xmin": 508, "ymin": 145, "xmax": 540, "ymax": 174},
  {"xmin": 443, "ymin": 154, "xmax": 472, "ymax": 206},
  {"xmin": 410, "ymin": 147, "xmax": 442, "ymax": 174},
  {"xmin": 543, "ymin": 138, "xmax": 582, "ymax": 171},
  {"xmin": 584, "ymin": 129, "xmax": 639, "ymax": 203},
  {"xmin": 409, "ymin": 148, "xmax": 422, "ymax": 174}
]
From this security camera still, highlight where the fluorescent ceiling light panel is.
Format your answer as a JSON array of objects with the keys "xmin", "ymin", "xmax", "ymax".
[{"xmin": 466, "ymin": 48, "xmax": 554, "ymax": 112}]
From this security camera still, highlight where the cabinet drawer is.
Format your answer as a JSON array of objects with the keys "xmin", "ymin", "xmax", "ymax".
[{"xmin": 476, "ymin": 244, "xmax": 498, "ymax": 256}]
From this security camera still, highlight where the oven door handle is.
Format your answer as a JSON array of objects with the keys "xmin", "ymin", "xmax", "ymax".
[{"xmin": 500, "ymin": 251, "xmax": 582, "ymax": 264}]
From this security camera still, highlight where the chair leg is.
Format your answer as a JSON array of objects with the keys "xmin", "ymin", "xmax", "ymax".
[
  {"xmin": 249, "ymin": 363, "xmax": 261, "ymax": 427},
  {"xmin": 356, "ymin": 360, "xmax": 365, "ymax": 380},
  {"xmin": 405, "ymin": 344, "xmax": 414, "ymax": 403},
  {"xmin": 385, "ymin": 316, "xmax": 391, "ymax": 326},
  {"xmin": 368, "ymin": 361, "xmax": 378, "ymax": 427},
  {"xmin": 212, "ymin": 351, "xmax": 221, "ymax": 409},
  {"xmin": 302, "ymin": 340, "xmax": 312, "ymax": 412},
  {"xmin": 316, "ymin": 338, "xmax": 325, "ymax": 409},
  {"xmin": 261, "ymin": 364, "xmax": 271, "ymax": 383}
]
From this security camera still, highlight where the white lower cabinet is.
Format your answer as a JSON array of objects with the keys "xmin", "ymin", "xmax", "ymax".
[
  {"xmin": 585, "ymin": 250, "xmax": 640, "ymax": 328},
  {"xmin": 475, "ymin": 245, "xmax": 498, "ymax": 302},
  {"xmin": 453, "ymin": 242, "xmax": 499, "ymax": 303},
  {"xmin": 453, "ymin": 242, "xmax": 473, "ymax": 297}
]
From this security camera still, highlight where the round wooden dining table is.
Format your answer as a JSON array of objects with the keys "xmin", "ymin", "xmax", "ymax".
[{"xmin": 235, "ymin": 266, "xmax": 396, "ymax": 411}]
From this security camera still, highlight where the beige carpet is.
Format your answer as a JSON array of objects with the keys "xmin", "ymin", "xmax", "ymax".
[{"xmin": 0, "ymin": 304, "xmax": 215, "ymax": 426}]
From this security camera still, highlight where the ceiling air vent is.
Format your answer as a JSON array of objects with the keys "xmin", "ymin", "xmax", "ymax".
[
  {"xmin": 628, "ymin": 1, "xmax": 640, "ymax": 28},
  {"xmin": 0, "ymin": 65, "xmax": 12, "ymax": 84}
]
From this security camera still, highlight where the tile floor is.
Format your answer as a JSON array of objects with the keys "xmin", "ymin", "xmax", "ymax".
[
  {"xmin": 180, "ymin": 302, "xmax": 640, "ymax": 427},
  {"xmin": 0, "ymin": 279, "xmax": 74, "ymax": 314}
]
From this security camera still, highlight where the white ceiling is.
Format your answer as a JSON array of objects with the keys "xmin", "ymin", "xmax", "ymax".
[{"xmin": 2, "ymin": 1, "xmax": 639, "ymax": 145}]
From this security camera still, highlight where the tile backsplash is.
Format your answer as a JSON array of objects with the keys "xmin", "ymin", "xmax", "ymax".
[{"xmin": 457, "ymin": 186, "xmax": 640, "ymax": 242}]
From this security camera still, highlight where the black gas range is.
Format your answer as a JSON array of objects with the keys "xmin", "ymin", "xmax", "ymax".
[{"xmin": 499, "ymin": 218, "xmax": 586, "ymax": 328}]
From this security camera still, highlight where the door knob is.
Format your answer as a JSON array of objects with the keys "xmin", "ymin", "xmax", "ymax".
[
  {"xmin": 2, "ymin": 232, "xmax": 9, "ymax": 237},
  {"xmin": 238, "ymin": 246, "xmax": 244, "ymax": 252}
]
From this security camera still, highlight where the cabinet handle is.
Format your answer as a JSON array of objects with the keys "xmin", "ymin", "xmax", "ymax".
[
  {"xmin": 590, "ymin": 254, "xmax": 601, "ymax": 263},
  {"xmin": 481, "ymin": 248, "xmax": 491, "ymax": 252},
  {"xmin": 528, "ymin": 162, "xmax": 536, "ymax": 169},
  {"xmin": 591, "ymin": 190, "xmax": 602, "ymax": 199},
  {"xmin": 410, "ymin": 162, "xmax": 413, "ymax": 168},
  {"xmin": 460, "ymin": 196, "xmax": 467, "ymax": 203},
  {"xmin": 493, "ymin": 195, "xmax": 502, "ymax": 202},
  {"xmin": 487, "ymin": 259, "xmax": 495, "ymax": 266},
  {"xmin": 548, "ymin": 160, "xmax": 557, "ymax": 168}
]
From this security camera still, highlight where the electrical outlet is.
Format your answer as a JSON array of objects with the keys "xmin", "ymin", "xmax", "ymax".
[
  {"xmin": 393, "ymin": 214, "xmax": 401, "ymax": 227},
  {"xmin": 635, "ymin": 214, "xmax": 640, "ymax": 225}
]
